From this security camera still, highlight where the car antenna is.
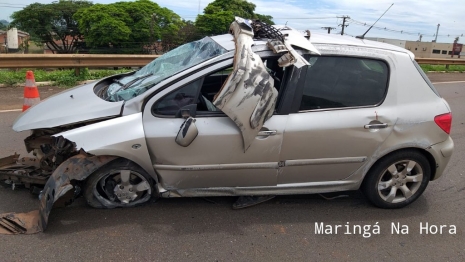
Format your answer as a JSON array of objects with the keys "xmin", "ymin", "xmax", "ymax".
[{"xmin": 356, "ymin": 3, "xmax": 394, "ymax": 39}]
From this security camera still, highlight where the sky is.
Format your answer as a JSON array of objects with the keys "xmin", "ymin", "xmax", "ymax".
[{"xmin": 0, "ymin": 0, "xmax": 463, "ymax": 43}]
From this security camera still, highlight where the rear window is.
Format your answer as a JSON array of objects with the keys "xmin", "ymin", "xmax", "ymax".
[
  {"xmin": 412, "ymin": 61, "xmax": 441, "ymax": 97},
  {"xmin": 300, "ymin": 56, "xmax": 389, "ymax": 110}
]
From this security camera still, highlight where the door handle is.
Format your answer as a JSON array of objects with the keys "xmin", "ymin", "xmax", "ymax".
[
  {"xmin": 257, "ymin": 130, "xmax": 277, "ymax": 136},
  {"xmin": 364, "ymin": 123, "xmax": 388, "ymax": 129}
]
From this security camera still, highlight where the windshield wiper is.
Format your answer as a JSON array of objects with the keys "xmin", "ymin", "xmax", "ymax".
[
  {"xmin": 105, "ymin": 73, "xmax": 154, "ymax": 101},
  {"xmin": 112, "ymin": 78, "xmax": 125, "ymax": 87},
  {"xmin": 120, "ymin": 73, "xmax": 154, "ymax": 90},
  {"xmin": 107, "ymin": 73, "xmax": 154, "ymax": 99}
]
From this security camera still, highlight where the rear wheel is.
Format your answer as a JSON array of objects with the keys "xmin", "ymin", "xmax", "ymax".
[
  {"xmin": 84, "ymin": 159, "xmax": 154, "ymax": 208},
  {"xmin": 362, "ymin": 150, "xmax": 431, "ymax": 209}
]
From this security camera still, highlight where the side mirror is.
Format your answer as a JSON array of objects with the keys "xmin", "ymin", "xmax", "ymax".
[
  {"xmin": 175, "ymin": 117, "xmax": 198, "ymax": 147},
  {"xmin": 175, "ymin": 104, "xmax": 197, "ymax": 118}
]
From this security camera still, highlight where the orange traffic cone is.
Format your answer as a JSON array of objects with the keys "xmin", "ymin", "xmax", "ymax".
[{"xmin": 22, "ymin": 71, "xmax": 40, "ymax": 111}]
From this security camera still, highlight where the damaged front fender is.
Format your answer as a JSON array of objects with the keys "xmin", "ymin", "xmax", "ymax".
[{"xmin": 0, "ymin": 154, "xmax": 117, "ymax": 234}]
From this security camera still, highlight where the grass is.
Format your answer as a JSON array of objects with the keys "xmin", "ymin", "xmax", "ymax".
[
  {"xmin": 420, "ymin": 64, "xmax": 465, "ymax": 73},
  {"xmin": 0, "ymin": 68, "xmax": 134, "ymax": 87}
]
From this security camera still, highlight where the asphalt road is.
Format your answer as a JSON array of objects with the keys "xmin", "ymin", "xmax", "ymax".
[{"xmin": 0, "ymin": 77, "xmax": 464, "ymax": 261}]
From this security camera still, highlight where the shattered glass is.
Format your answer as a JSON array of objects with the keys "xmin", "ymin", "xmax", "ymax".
[{"xmin": 105, "ymin": 37, "xmax": 228, "ymax": 102}]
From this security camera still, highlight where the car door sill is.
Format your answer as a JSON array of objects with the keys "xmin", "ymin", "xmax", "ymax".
[
  {"xmin": 161, "ymin": 180, "xmax": 358, "ymax": 198},
  {"xmin": 153, "ymin": 156, "xmax": 366, "ymax": 171},
  {"xmin": 154, "ymin": 162, "xmax": 279, "ymax": 171}
]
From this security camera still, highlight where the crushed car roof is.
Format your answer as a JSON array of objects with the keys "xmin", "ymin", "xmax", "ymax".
[{"xmin": 211, "ymin": 26, "xmax": 412, "ymax": 56}]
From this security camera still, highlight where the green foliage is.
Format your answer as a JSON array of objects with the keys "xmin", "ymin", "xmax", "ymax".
[
  {"xmin": 74, "ymin": 0, "xmax": 183, "ymax": 53},
  {"xmin": 195, "ymin": 7, "xmax": 234, "ymax": 36},
  {"xmin": 255, "ymin": 14, "xmax": 274, "ymax": 25},
  {"xmin": 420, "ymin": 64, "xmax": 465, "ymax": 73},
  {"xmin": 0, "ymin": 71, "xmax": 23, "ymax": 86},
  {"xmin": 0, "ymin": 20, "xmax": 9, "ymax": 30},
  {"xmin": 0, "ymin": 68, "xmax": 133, "ymax": 87},
  {"xmin": 160, "ymin": 20, "xmax": 201, "ymax": 53},
  {"xmin": 195, "ymin": 0, "xmax": 274, "ymax": 36},
  {"xmin": 10, "ymin": 0, "xmax": 93, "ymax": 54}
]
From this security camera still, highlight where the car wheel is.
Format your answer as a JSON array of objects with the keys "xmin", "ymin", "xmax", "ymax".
[
  {"xmin": 362, "ymin": 150, "xmax": 431, "ymax": 209},
  {"xmin": 83, "ymin": 159, "xmax": 155, "ymax": 208}
]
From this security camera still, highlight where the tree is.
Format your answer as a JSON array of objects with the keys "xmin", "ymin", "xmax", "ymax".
[
  {"xmin": 10, "ymin": 0, "xmax": 93, "ymax": 53},
  {"xmin": 195, "ymin": 0, "xmax": 274, "ymax": 36},
  {"xmin": 160, "ymin": 20, "xmax": 201, "ymax": 53},
  {"xmin": 0, "ymin": 20, "xmax": 9, "ymax": 30},
  {"xmin": 74, "ymin": 0, "xmax": 183, "ymax": 53}
]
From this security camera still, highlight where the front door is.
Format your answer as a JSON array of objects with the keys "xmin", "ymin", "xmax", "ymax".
[{"xmin": 142, "ymin": 60, "xmax": 289, "ymax": 190}]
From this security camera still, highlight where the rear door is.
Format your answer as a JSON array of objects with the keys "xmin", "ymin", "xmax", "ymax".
[{"xmin": 278, "ymin": 55, "xmax": 397, "ymax": 184}]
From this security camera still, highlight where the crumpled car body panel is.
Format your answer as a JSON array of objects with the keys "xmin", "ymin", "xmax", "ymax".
[
  {"xmin": 213, "ymin": 18, "xmax": 278, "ymax": 150},
  {"xmin": 13, "ymin": 82, "xmax": 124, "ymax": 132},
  {"xmin": 0, "ymin": 154, "xmax": 117, "ymax": 234}
]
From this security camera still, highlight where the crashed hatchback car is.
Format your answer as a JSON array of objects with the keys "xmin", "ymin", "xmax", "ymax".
[{"xmin": 0, "ymin": 18, "xmax": 453, "ymax": 234}]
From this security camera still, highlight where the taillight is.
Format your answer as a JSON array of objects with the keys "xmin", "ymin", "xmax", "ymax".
[{"xmin": 434, "ymin": 113, "xmax": 452, "ymax": 134}]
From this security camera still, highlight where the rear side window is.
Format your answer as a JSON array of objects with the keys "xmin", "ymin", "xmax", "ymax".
[
  {"xmin": 412, "ymin": 61, "xmax": 441, "ymax": 97},
  {"xmin": 300, "ymin": 56, "xmax": 389, "ymax": 111}
]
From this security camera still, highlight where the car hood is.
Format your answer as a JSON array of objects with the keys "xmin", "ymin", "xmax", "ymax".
[{"xmin": 13, "ymin": 82, "xmax": 124, "ymax": 132}]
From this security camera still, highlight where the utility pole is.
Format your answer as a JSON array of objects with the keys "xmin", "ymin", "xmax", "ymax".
[
  {"xmin": 150, "ymin": 13, "xmax": 157, "ymax": 54},
  {"xmin": 433, "ymin": 24, "xmax": 440, "ymax": 42},
  {"xmin": 150, "ymin": 14, "xmax": 154, "ymax": 45},
  {"xmin": 338, "ymin": 16, "xmax": 350, "ymax": 35},
  {"xmin": 321, "ymin": 27, "xmax": 336, "ymax": 34}
]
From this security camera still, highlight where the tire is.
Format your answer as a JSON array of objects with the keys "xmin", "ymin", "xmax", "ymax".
[
  {"xmin": 362, "ymin": 150, "xmax": 431, "ymax": 209},
  {"xmin": 83, "ymin": 159, "xmax": 155, "ymax": 209}
]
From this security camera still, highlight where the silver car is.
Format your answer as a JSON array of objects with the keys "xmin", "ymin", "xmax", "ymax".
[{"xmin": 0, "ymin": 18, "xmax": 453, "ymax": 234}]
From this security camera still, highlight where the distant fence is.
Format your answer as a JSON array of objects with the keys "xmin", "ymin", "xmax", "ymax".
[
  {"xmin": 415, "ymin": 58, "xmax": 465, "ymax": 65},
  {"xmin": 0, "ymin": 55, "xmax": 463, "ymax": 74}
]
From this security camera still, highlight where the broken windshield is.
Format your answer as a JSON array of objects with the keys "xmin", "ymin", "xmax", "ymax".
[{"xmin": 105, "ymin": 37, "xmax": 228, "ymax": 102}]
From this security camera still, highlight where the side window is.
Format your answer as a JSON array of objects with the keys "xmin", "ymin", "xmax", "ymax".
[
  {"xmin": 300, "ymin": 56, "xmax": 389, "ymax": 111},
  {"xmin": 197, "ymin": 68, "xmax": 232, "ymax": 113},
  {"xmin": 153, "ymin": 56, "xmax": 290, "ymax": 116},
  {"xmin": 153, "ymin": 79, "xmax": 202, "ymax": 115}
]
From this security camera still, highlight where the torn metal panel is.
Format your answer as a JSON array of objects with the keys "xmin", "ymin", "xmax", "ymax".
[
  {"xmin": 0, "ymin": 210, "xmax": 40, "ymax": 235},
  {"xmin": 213, "ymin": 18, "xmax": 278, "ymax": 151},
  {"xmin": 0, "ymin": 153, "xmax": 19, "ymax": 167},
  {"xmin": 0, "ymin": 154, "xmax": 117, "ymax": 234},
  {"xmin": 0, "ymin": 153, "xmax": 49, "ymax": 185},
  {"xmin": 273, "ymin": 25, "xmax": 321, "ymax": 55}
]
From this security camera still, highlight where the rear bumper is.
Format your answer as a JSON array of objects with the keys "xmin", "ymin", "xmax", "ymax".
[{"xmin": 427, "ymin": 136, "xmax": 454, "ymax": 180}]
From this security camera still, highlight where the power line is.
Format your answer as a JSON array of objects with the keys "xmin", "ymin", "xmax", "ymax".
[{"xmin": 348, "ymin": 18, "xmax": 463, "ymax": 38}]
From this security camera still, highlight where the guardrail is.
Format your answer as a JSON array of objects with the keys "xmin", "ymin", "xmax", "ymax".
[
  {"xmin": 0, "ymin": 55, "xmax": 463, "ymax": 72},
  {"xmin": 0, "ymin": 54, "xmax": 159, "ymax": 68},
  {"xmin": 415, "ymin": 58, "xmax": 465, "ymax": 65}
]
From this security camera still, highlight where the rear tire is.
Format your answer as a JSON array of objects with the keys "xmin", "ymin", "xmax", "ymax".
[
  {"xmin": 362, "ymin": 150, "xmax": 431, "ymax": 209},
  {"xmin": 84, "ymin": 159, "xmax": 155, "ymax": 209}
]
